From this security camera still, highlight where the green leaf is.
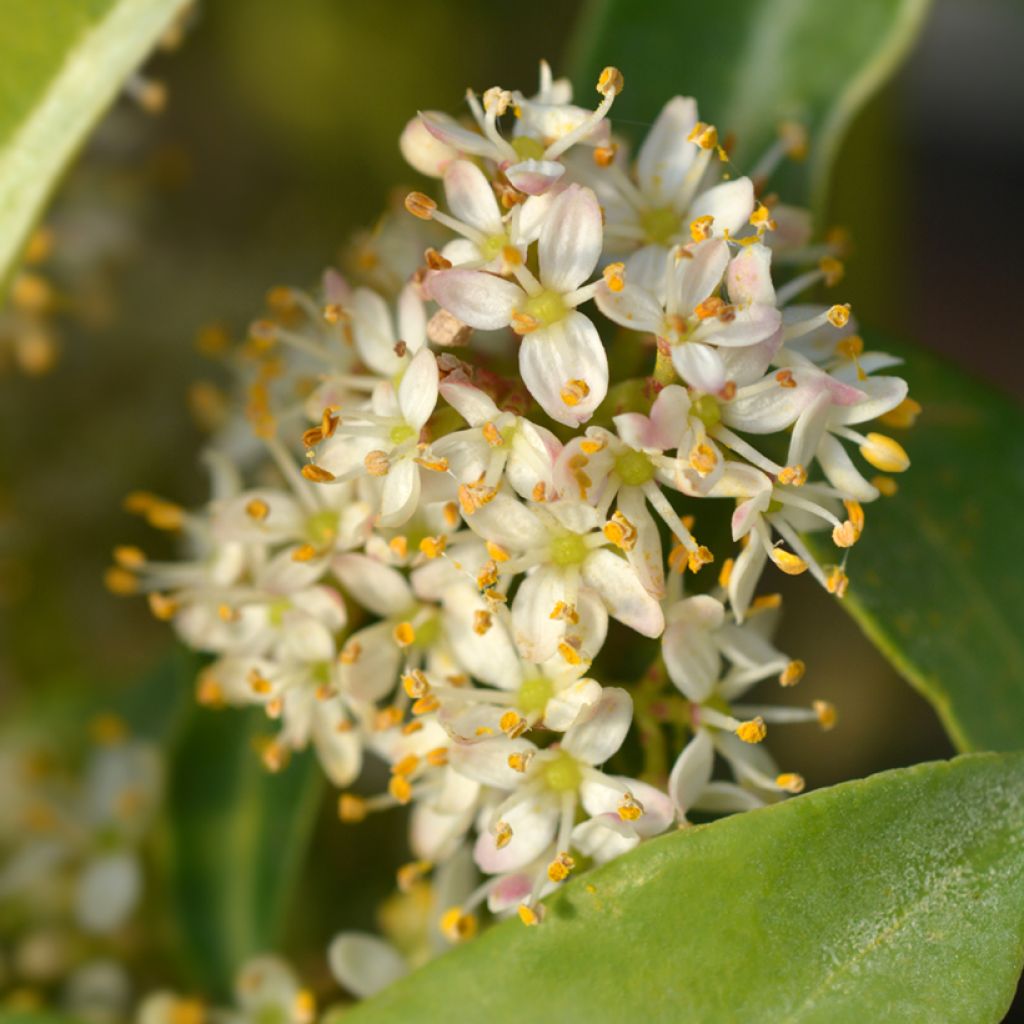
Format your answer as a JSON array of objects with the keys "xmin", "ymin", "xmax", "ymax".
[
  {"xmin": 346, "ymin": 753, "xmax": 1024, "ymax": 1024},
  {"xmin": 0, "ymin": 0, "xmax": 190, "ymax": 291},
  {"xmin": 157, "ymin": 703, "xmax": 325, "ymax": 999},
  {"xmin": 809, "ymin": 341, "xmax": 1024, "ymax": 753},
  {"xmin": 567, "ymin": 0, "xmax": 931, "ymax": 209}
]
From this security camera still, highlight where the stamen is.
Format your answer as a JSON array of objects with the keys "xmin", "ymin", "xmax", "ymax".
[
  {"xmin": 779, "ymin": 660, "xmax": 806, "ymax": 687},
  {"xmin": 735, "ymin": 717, "xmax": 768, "ymax": 743}
]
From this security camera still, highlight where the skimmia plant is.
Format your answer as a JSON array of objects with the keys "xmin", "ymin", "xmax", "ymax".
[
  {"xmin": 107, "ymin": 60, "xmax": 916, "ymax": 986},
  {"xmin": 6, "ymin": 1, "xmax": 1024, "ymax": 1021}
]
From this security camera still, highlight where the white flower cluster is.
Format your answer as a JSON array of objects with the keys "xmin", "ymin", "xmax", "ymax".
[{"xmin": 110, "ymin": 61, "xmax": 916, "ymax": 948}]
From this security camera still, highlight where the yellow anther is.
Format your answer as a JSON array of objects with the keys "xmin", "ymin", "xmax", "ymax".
[
  {"xmin": 412, "ymin": 694, "xmax": 440, "ymax": 715},
  {"xmin": 602, "ymin": 262, "xmax": 626, "ymax": 293},
  {"xmin": 217, "ymin": 603, "xmax": 238, "ymax": 623},
  {"xmin": 820, "ymin": 256, "xmax": 844, "ymax": 287},
  {"xmin": 880, "ymin": 397, "xmax": 922, "ymax": 430},
  {"xmin": 426, "ymin": 747, "xmax": 449, "ymax": 767},
  {"xmin": 776, "ymin": 773, "xmax": 806, "ymax": 794},
  {"xmin": 89, "ymin": 713, "xmax": 127, "ymax": 746},
  {"xmin": 549, "ymin": 601, "xmax": 579, "ymax": 623},
  {"xmin": 736, "ymin": 717, "xmax": 767, "ymax": 744},
  {"xmin": 416, "ymin": 455, "xmax": 449, "ymax": 473},
  {"xmin": 339, "ymin": 640, "xmax": 361, "ymax": 665},
  {"xmin": 501, "ymin": 711, "xmax": 529, "ymax": 739},
  {"xmin": 389, "ymin": 536, "xmax": 409, "ymax": 558},
  {"xmin": 832, "ymin": 520, "xmax": 860, "ymax": 548},
  {"xmin": 388, "ymin": 775, "xmax": 413, "ymax": 804},
  {"xmin": 419, "ymin": 535, "xmax": 447, "ymax": 559},
  {"xmin": 147, "ymin": 592, "xmax": 178, "ymax": 621},
  {"xmin": 518, "ymin": 903, "xmax": 541, "ymax": 927},
  {"xmin": 104, "ymin": 567, "xmax": 138, "ymax": 596},
  {"xmin": 458, "ymin": 480, "xmax": 498, "ymax": 516},
  {"xmin": 475, "ymin": 726, "xmax": 495, "ymax": 737},
  {"xmin": 292, "ymin": 543, "xmax": 317, "ymax": 562},
  {"xmin": 393, "ymin": 621, "xmax": 416, "ymax": 647},
  {"xmin": 113, "ymin": 545, "xmax": 146, "ymax": 569},
  {"xmin": 779, "ymin": 660, "xmax": 806, "ymax": 687},
  {"xmin": 778, "ymin": 464, "xmax": 807, "ymax": 486},
  {"xmin": 486, "ymin": 540, "xmax": 510, "ymax": 562},
  {"xmin": 690, "ymin": 214, "xmax": 715, "ymax": 242},
  {"xmin": 779, "ymin": 120, "xmax": 808, "ymax": 160},
  {"xmin": 687, "ymin": 121, "xmax": 718, "ymax": 149},
  {"xmin": 301, "ymin": 463, "xmax": 336, "ymax": 483},
  {"xmin": 770, "ymin": 548, "xmax": 808, "ymax": 575},
  {"xmin": 404, "ymin": 191, "xmax": 437, "ymax": 220},
  {"xmin": 402, "ymin": 671, "xmax": 430, "ymax": 700},
  {"xmin": 718, "ymin": 557, "xmax": 735, "ymax": 587},
  {"xmin": 826, "ymin": 303, "xmax": 851, "ymax": 328},
  {"xmin": 260, "ymin": 741, "xmax": 288, "ymax": 774},
  {"xmin": 814, "ymin": 700, "xmax": 837, "ymax": 731},
  {"xmin": 507, "ymin": 750, "xmax": 532, "ymax": 773},
  {"xmin": 392, "ymin": 753, "xmax": 421, "ymax": 778},
  {"xmin": 196, "ymin": 673, "xmax": 225, "ymax": 708},
  {"xmin": 695, "ymin": 295, "xmax": 726, "ymax": 320},
  {"xmin": 750, "ymin": 202, "xmax": 777, "ymax": 231},
  {"xmin": 443, "ymin": 501, "xmax": 460, "ymax": 528},
  {"xmin": 477, "ymin": 560, "xmax": 500, "ymax": 592},
  {"xmin": 597, "ymin": 66, "xmax": 624, "ymax": 97},
  {"xmin": 510, "ymin": 311, "xmax": 541, "ymax": 335},
  {"xmin": 859, "ymin": 432, "xmax": 909, "ymax": 473},
  {"xmin": 364, "ymin": 450, "xmax": 391, "ymax": 476},
  {"xmin": 547, "ymin": 851, "xmax": 576, "ymax": 882},
  {"xmin": 532, "ymin": 481, "xmax": 549, "ymax": 502},
  {"xmin": 494, "ymin": 820, "xmax": 513, "ymax": 849},
  {"xmin": 402, "ymin": 721, "xmax": 424, "ymax": 735},
  {"xmin": 265, "ymin": 697, "xmax": 284, "ymax": 719},
  {"xmin": 603, "ymin": 511, "xmax": 638, "ymax": 552},
  {"xmin": 835, "ymin": 335, "xmax": 864, "ymax": 361},
  {"xmin": 482, "ymin": 421, "xmax": 504, "ymax": 447},
  {"xmin": 844, "ymin": 499, "xmax": 865, "ymax": 533},
  {"xmin": 397, "ymin": 860, "xmax": 432, "ymax": 893},
  {"xmin": 689, "ymin": 442, "xmax": 718, "ymax": 476},
  {"xmin": 775, "ymin": 369, "xmax": 796, "ymax": 389},
  {"xmin": 558, "ymin": 640, "xmax": 583, "ymax": 666},
  {"xmin": 873, "ymin": 475, "xmax": 898, "ymax": 497},
  {"xmin": 245, "ymin": 498, "xmax": 270, "ymax": 521},
  {"xmin": 580, "ymin": 437, "xmax": 605, "ymax": 455},
  {"xmin": 687, "ymin": 545, "xmax": 714, "ymax": 573},
  {"xmin": 293, "ymin": 990, "xmax": 316, "ymax": 1024},
  {"xmin": 617, "ymin": 792, "xmax": 644, "ymax": 821},
  {"xmin": 593, "ymin": 143, "xmax": 618, "ymax": 167},
  {"xmin": 375, "ymin": 705, "xmax": 404, "ymax": 731},
  {"xmin": 248, "ymin": 668, "xmax": 273, "ymax": 695},
  {"xmin": 560, "ymin": 378, "xmax": 591, "ymax": 407},
  {"xmin": 440, "ymin": 907, "xmax": 478, "ymax": 943},
  {"xmin": 473, "ymin": 609, "xmax": 493, "ymax": 635},
  {"xmin": 826, "ymin": 566, "xmax": 849, "ymax": 598}
]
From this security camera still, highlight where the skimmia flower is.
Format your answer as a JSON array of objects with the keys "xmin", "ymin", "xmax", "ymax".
[{"xmin": 108, "ymin": 56, "xmax": 914, "ymax": 964}]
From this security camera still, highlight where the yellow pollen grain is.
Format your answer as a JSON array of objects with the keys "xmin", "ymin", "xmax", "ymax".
[
  {"xmin": 375, "ymin": 705, "xmax": 404, "ymax": 731},
  {"xmin": 419, "ymin": 535, "xmax": 447, "ymax": 559},
  {"xmin": 472, "ymin": 609, "xmax": 493, "ymax": 636},
  {"xmin": 482, "ymin": 421, "xmax": 504, "ymax": 447},
  {"xmin": 558, "ymin": 640, "xmax": 583, "ymax": 666},
  {"xmin": 688, "ymin": 545, "xmax": 714, "ymax": 573},
  {"xmin": 495, "ymin": 821, "xmax": 513, "ymax": 849},
  {"xmin": 775, "ymin": 369, "xmax": 796, "ymax": 389},
  {"xmin": 689, "ymin": 442, "xmax": 718, "ymax": 475},
  {"xmin": 392, "ymin": 753, "xmax": 421, "ymax": 778},
  {"xmin": 426, "ymin": 747, "xmax": 448, "ymax": 767},
  {"xmin": 688, "ymin": 121, "xmax": 718, "ymax": 149},
  {"xmin": 412, "ymin": 694, "xmax": 440, "ymax": 715},
  {"xmin": 501, "ymin": 711, "xmax": 528, "ymax": 739},
  {"xmin": 618, "ymin": 792, "xmax": 644, "ymax": 821},
  {"xmin": 580, "ymin": 437, "xmax": 605, "ymax": 455},
  {"xmin": 593, "ymin": 143, "xmax": 617, "ymax": 167},
  {"xmin": 532, "ymin": 481, "xmax": 548, "ymax": 502},
  {"xmin": 736, "ymin": 717, "xmax": 767, "ymax": 744}
]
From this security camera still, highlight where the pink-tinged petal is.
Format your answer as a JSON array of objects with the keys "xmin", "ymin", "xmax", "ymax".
[
  {"xmin": 512, "ymin": 566, "xmax": 571, "ymax": 662},
  {"xmin": 332, "ymin": 554, "xmax": 412, "ymax": 618},
  {"xmin": 663, "ymin": 595, "xmax": 725, "ymax": 701},
  {"xmin": 505, "ymin": 159, "xmax": 565, "ymax": 196},
  {"xmin": 378, "ymin": 458, "xmax": 421, "ymax": 527},
  {"xmin": 618, "ymin": 487, "xmax": 664, "ymax": 599},
  {"xmin": 688, "ymin": 177, "xmax": 755, "ymax": 238},
  {"xmin": 816, "ymin": 434, "xmax": 879, "ymax": 501},
  {"xmin": 668, "ymin": 730, "xmax": 714, "ymax": 820},
  {"xmin": 398, "ymin": 348, "xmax": 439, "ymax": 429},
  {"xmin": 426, "ymin": 269, "xmax": 521, "ymax": 330},
  {"xmin": 787, "ymin": 389, "xmax": 833, "ymax": 468},
  {"xmin": 519, "ymin": 314, "xmax": 608, "ymax": 427},
  {"xmin": 672, "ymin": 341, "xmax": 727, "ymax": 393},
  {"xmin": 339, "ymin": 622, "xmax": 402, "ymax": 702},
  {"xmin": 350, "ymin": 287, "xmax": 401, "ymax": 376},
  {"xmin": 673, "ymin": 238, "xmax": 729, "ymax": 314},
  {"xmin": 487, "ymin": 873, "xmax": 533, "ymax": 914},
  {"xmin": 543, "ymin": 678, "xmax": 603, "ymax": 732},
  {"xmin": 697, "ymin": 304, "xmax": 782, "ymax": 347},
  {"xmin": 722, "ymin": 377, "xmax": 814, "ymax": 435},
  {"xmin": 464, "ymin": 491, "xmax": 549, "ymax": 550},
  {"xmin": 832, "ymin": 375, "xmax": 908, "ymax": 425},
  {"xmin": 571, "ymin": 815, "xmax": 639, "ymax": 863},
  {"xmin": 439, "ymin": 380, "xmax": 499, "ymax": 425},
  {"xmin": 562, "ymin": 686, "xmax": 632, "ymax": 765},
  {"xmin": 581, "ymin": 549, "xmax": 664, "ymax": 638},
  {"xmin": 579, "ymin": 776, "xmax": 673, "ymax": 838},
  {"xmin": 322, "ymin": 267, "xmax": 350, "ymax": 305},
  {"xmin": 554, "ymin": 434, "xmax": 615, "ymax": 503},
  {"xmin": 728, "ymin": 538, "xmax": 768, "ymax": 622},
  {"xmin": 727, "ymin": 242, "xmax": 776, "ymax": 306},
  {"xmin": 419, "ymin": 110, "xmax": 495, "ymax": 158},
  {"xmin": 515, "ymin": 193, "xmax": 554, "ymax": 242},
  {"xmin": 538, "ymin": 184, "xmax": 603, "ymax": 293},
  {"xmin": 473, "ymin": 797, "xmax": 558, "ymax": 873},
  {"xmin": 449, "ymin": 737, "xmax": 538, "ymax": 789},
  {"xmin": 719, "ymin": 331, "xmax": 782, "ymax": 387},
  {"xmin": 636, "ymin": 96, "xmax": 699, "ymax": 204},
  {"xmin": 444, "ymin": 160, "xmax": 503, "ymax": 232},
  {"xmin": 767, "ymin": 203, "xmax": 813, "ymax": 251},
  {"xmin": 328, "ymin": 933, "xmax": 408, "ymax": 1000},
  {"xmin": 595, "ymin": 280, "xmax": 663, "ymax": 334},
  {"xmin": 647, "ymin": 385, "xmax": 693, "ymax": 448}
]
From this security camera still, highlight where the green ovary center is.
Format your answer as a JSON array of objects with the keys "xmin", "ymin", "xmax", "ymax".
[
  {"xmin": 480, "ymin": 233, "xmax": 508, "ymax": 260},
  {"xmin": 549, "ymin": 532, "xmax": 589, "ymax": 567},
  {"xmin": 413, "ymin": 613, "xmax": 441, "ymax": 650},
  {"xmin": 640, "ymin": 205, "xmax": 681, "ymax": 245},
  {"xmin": 520, "ymin": 288, "xmax": 569, "ymax": 328},
  {"xmin": 542, "ymin": 750, "xmax": 583, "ymax": 793},
  {"xmin": 390, "ymin": 423, "xmax": 417, "ymax": 445},
  {"xmin": 268, "ymin": 598, "xmax": 291, "ymax": 627},
  {"xmin": 518, "ymin": 675, "xmax": 554, "ymax": 715},
  {"xmin": 691, "ymin": 394, "xmax": 721, "ymax": 428},
  {"xmin": 512, "ymin": 136, "xmax": 546, "ymax": 161},
  {"xmin": 614, "ymin": 449, "xmax": 655, "ymax": 486},
  {"xmin": 306, "ymin": 509, "xmax": 339, "ymax": 546}
]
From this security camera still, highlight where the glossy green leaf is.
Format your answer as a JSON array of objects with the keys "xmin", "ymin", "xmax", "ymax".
[
  {"xmin": 0, "ymin": 0, "xmax": 190, "ymax": 292},
  {"xmin": 567, "ymin": 0, "xmax": 930, "ymax": 209},
  {"xmin": 347, "ymin": 753, "xmax": 1024, "ymax": 1023},
  {"xmin": 808, "ymin": 341, "xmax": 1024, "ymax": 752},
  {"xmin": 157, "ymin": 703, "xmax": 325, "ymax": 999}
]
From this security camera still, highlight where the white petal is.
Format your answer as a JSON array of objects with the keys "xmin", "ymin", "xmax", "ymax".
[
  {"xmin": 474, "ymin": 797, "xmax": 558, "ymax": 873},
  {"xmin": 673, "ymin": 238, "xmax": 729, "ymax": 314},
  {"xmin": 378, "ymin": 459, "xmax": 422, "ymax": 528},
  {"xmin": 571, "ymin": 814, "xmax": 639, "ymax": 863},
  {"xmin": 595, "ymin": 281, "xmax": 663, "ymax": 334},
  {"xmin": 562, "ymin": 686, "xmax": 631, "ymax": 765},
  {"xmin": 726, "ymin": 242, "xmax": 776, "ymax": 306},
  {"xmin": 728, "ymin": 540, "xmax": 768, "ymax": 622},
  {"xmin": 75, "ymin": 853, "xmax": 141, "ymax": 934},
  {"xmin": 538, "ymin": 184, "xmax": 602, "ymax": 293},
  {"xmin": 448, "ymin": 737, "xmax": 538, "ymax": 789},
  {"xmin": 581, "ymin": 549, "xmax": 664, "ymax": 638},
  {"xmin": 672, "ymin": 341, "xmax": 727, "ymax": 393},
  {"xmin": 486, "ymin": 873, "xmax": 534, "ymax": 913},
  {"xmin": 419, "ymin": 110, "xmax": 495, "ymax": 158},
  {"xmin": 443, "ymin": 585, "xmax": 521, "ymax": 690},
  {"xmin": 339, "ymin": 622, "xmax": 402, "ymax": 702},
  {"xmin": 512, "ymin": 566, "xmax": 571, "ymax": 662},
  {"xmin": 505, "ymin": 159, "xmax": 565, "ymax": 196},
  {"xmin": 697, "ymin": 304, "xmax": 782, "ymax": 348},
  {"xmin": 692, "ymin": 781, "xmax": 765, "ymax": 814},
  {"xmin": 787, "ymin": 390, "xmax": 833, "ymax": 469},
  {"xmin": 329, "ymin": 933, "xmax": 408, "ymax": 1000},
  {"xmin": 463, "ymin": 490, "xmax": 549, "ymax": 550},
  {"xmin": 688, "ymin": 177, "xmax": 755, "ymax": 238},
  {"xmin": 579, "ymin": 776, "xmax": 673, "ymax": 838},
  {"xmin": 401, "ymin": 115, "xmax": 457, "ymax": 176},
  {"xmin": 668, "ymin": 731, "xmax": 714, "ymax": 819},
  {"xmin": 350, "ymin": 287, "xmax": 401, "ymax": 376},
  {"xmin": 543, "ymin": 678, "xmax": 602, "ymax": 732},
  {"xmin": 311, "ymin": 703, "xmax": 363, "ymax": 787},
  {"xmin": 662, "ymin": 595, "xmax": 725, "ymax": 701},
  {"xmin": 398, "ymin": 348, "xmax": 438, "ymax": 430},
  {"xmin": 427, "ymin": 269, "xmax": 521, "ymax": 330},
  {"xmin": 831, "ymin": 375, "xmax": 908, "ymax": 425},
  {"xmin": 444, "ymin": 159, "xmax": 502, "ymax": 231},
  {"xmin": 397, "ymin": 283, "xmax": 427, "ymax": 352},
  {"xmin": 619, "ymin": 487, "xmax": 664, "ymax": 598},
  {"xmin": 332, "ymin": 554, "xmax": 412, "ymax": 617},
  {"xmin": 519, "ymin": 313, "xmax": 608, "ymax": 427},
  {"xmin": 816, "ymin": 434, "xmax": 879, "ymax": 501},
  {"xmin": 439, "ymin": 379, "xmax": 499, "ymax": 425},
  {"xmin": 636, "ymin": 96, "xmax": 698, "ymax": 204}
]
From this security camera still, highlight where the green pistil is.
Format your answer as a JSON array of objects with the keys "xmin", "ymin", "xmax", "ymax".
[
  {"xmin": 306, "ymin": 509, "xmax": 339, "ymax": 546},
  {"xmin": 640, "ymin": 205, "xmax": 680, "ymax": 245},
  {"xmin": 520, "ymin": 288, "xmax": 568, "ymax": 328},
  {"xmin": 512, "ymin": 136, "xmax": 546, "ymax": 161},
  {"xmin": 268, "ymin": 598, "xmax": 291, "ymax": 627},
  {"xmin": 518, "ymin": 676, "xmax": 554, "ymax": 715},
  {"xmin": 389, "ymin": 423, "xmax": 416, "ymax": 445},
  {"xmin": 549, "ymin": 532, "xmax": 589, "ymax": 567},
  {"xmin": 480, "ymin": 233, "xmax": 507, "ymax": 260},
  {"xmin": 542, "ymin": 749, "xmax": 583, "ymax": 793},
  {"xmin": 412, "ymin": 613, "xmax": 441, "ymax": 650},
  {"xmin": 614, "ymin": 449, "xmax": 656, "ymax": 486},
  {"xmin": 691, "ymin": 394, "xmax": 721, "ymax": 428}
]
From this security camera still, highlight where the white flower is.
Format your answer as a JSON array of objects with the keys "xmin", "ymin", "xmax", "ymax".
[{"xmin": 428, "ymin": 184, "xmax": 609, "ymax": 425}]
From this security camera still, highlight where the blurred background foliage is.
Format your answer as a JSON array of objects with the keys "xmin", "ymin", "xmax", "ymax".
[{"xmin": 0, "ymin": 0, "xmax": 1022, "ymax": 994}]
